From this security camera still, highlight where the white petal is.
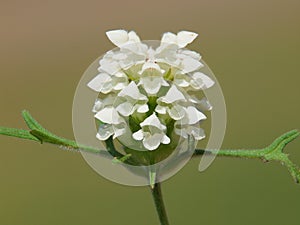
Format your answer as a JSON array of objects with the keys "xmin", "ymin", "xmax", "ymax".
[
  {"xmin": 96, "ymin": 125, "xmax": 114, "ymax": 140},
  {"xmin": 98, "ymin": 59, "xmax": 121, "ymax": 75},
  {"xmin": 191, "ymin": 72, "xmax": 215, "ymax": 89},
  {"xmin": 167, "ymin": 105, "xmax": 185, "ymax": 120},
  {"xmin": 181, "ymin": 57, "xmax": 203, "ymax": 73},
  {"xmin": 155, "ymin": 43, "xmax": 179, "ymax": 61},
  {"xmin": 132, "ymin": 129, "xmax": 144, "ymax": 140},
  {"xmin": 113, "ymin": 128, "xmax": 126, "ymax": 139},
  {"xmin": 118, "ymin": 81, "xmax": 147, "ymax": 100},
  {"xmin": 139, "ymin": 61, "xmax": 164, "ymax": 74},
  {"xmin": 128, "ymin": 31, "xmax": 141, "ymax": 43},
  {"xmin": 116, "ymin": 102, "xmax": 134, "ymax": 116},
  {"xmin": 179, "ymin": 49, "xmax": 201, "ymax": 60},
  {"xmin": 140, "ymin": 113, "xmax": 166, "ymax": 130},
  {"xmin": 114, "ymin": 71, "xmax": 127, "ymax": 78},
  {"xmin": 106, "ymin": 30, "xmax": 129, "ymax": 47},
  {"xmin": 140, "ymin": 77, "xmax": 162, "ymax": 95},
  {"xmin": 160, "ymin": 85, "xmax": 186, "ymax": 104},
  {"xmin": 174, "ymin": 77, "xmax": 190, "ymax": 87},
  {"xmin": 161, "ymin": 78, "xmax": 170, "ymax": 86},
  {"xmin": 162, "ymin": 135, "xmax": 171, "ymax": 144},
  {"xmin": 190, "ymin": 127, "xmax": 205, "ymax": 140},
  {"xmin": 187, "ymin": 96, "xmax": 212, "ymax": 111},
  {"xmin": 177, "ymin": 31, "xmax": 198, "ymax": 48},
  {"xmin": 112, "ymin": 52, "xmax": 127, "ymax": 60},
  {"xmin": 143, "ymin": 133, "xmax": 162, "ymax": 150},
  {"xmin": 198, "ymin": 98, "xmax": 212, "ymax": 111},
  {"xmin": 175, "ymin": 127, "xmax": 188, "ymax": 139},
  {"xmin": 113, "ymin": 81, "xmax": 127, "ymax": 90},
  {"xmin": 101, "ymin": 82, "xmax": 114, "ymax": 94},
  {"xmin": 161, "ymin": 32, "xmax": 177, "ymax": 44},
  {"xmin": 87, "ymin": 73, "xmax": 112, "ymax": 92},
  {"xmin": 155, "ymin": 105, "xmax": 167, "ymax": 114},
  {"xmin": 92, "ymin": 99, "xmax": 103, "ymax": 113},
  {"xmin": 184, "ymin": 106, "xmax": 207, "ymax": 124},
  {"xmin": 137, "ymin": 104, "xmax": 149, "ymax": 113},
  {"xmin": 95, "ymin": 107, "xmax": 121, "ymax": 124}
]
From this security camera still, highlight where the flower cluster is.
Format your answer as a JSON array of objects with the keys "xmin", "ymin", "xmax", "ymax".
[{"xmin": 88, "ymin": 30, "xmax": 214, "ymax": 151}]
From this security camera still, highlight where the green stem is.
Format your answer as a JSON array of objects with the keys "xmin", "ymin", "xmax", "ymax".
[
  {"xmin": 194, "ymin": 129, "xmax": 300, "ymax": 183},
  {"xmin": 151, "ymin": 183, "xmax": 170, "ymax": 225},
  {"xmin": 0, "ymin": 110, "xmax": 299, "ymax": 184}
]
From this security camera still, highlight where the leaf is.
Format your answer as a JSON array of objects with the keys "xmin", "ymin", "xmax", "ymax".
[
  {"xmin": 22, "ymin": 110, "xmax": 45, "ymax": 131},
  {"xmin": 0, "ymin": 126, "xmax": 39, "ymax": 141}
]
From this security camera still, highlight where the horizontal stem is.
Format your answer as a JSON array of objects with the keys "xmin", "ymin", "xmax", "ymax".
[
  {"xmin": 194, "ymin": 130, "xmax": 300, "ymax": 183},
  {"xmin": 1, "ymin": 111, "xmax": 299, "ymax": 184}
]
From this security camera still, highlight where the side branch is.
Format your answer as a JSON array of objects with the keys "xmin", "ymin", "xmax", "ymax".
[
  {"xmin": 1, "ymin": 111, "xmax": 299, "ymax": 184},
  {"xmin": 194, "ymin": 130, "xmax": 300, "ymax": 183}
]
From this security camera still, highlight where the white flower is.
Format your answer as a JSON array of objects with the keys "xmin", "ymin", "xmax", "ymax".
[
  {"xmin": 87, "ymin": 71, "xmax": 128, "ymax": 94},
  {"xmin": 175, "ymin": 125, "xmax": 205, "ymax": 141},
  {"xmin": 106, "ymin": 30, "xmax": 141, "ymax": 48},
  {"xmin": 92, "ymin": 94, "xmax": 116, "ymax": 113},
  {"xmin": 190, "ymin": 72, "xmax": 215, "ymax": 89},
  {"xmin": 156, "ymin": 85, "xmax": 187, "ymax": 120},
  {"xmin": 175, "ymin": 51, "xmax": 203, "ymax": 73},
  {"xmin": 188, "ymin": 97, "xmax": 213, "ymax": 111},
  {"xmin": 132, "ymin": 113, "xmax": 170, "ymax": 150},
  {"xmin": 156, "ymin": 32, "xmax": 203, "ymax": 74},
  {"xmin": 115, "ymin": 81, "xmax": 149, "ymax": 116},
  {"xmin": 88, "ymin": 29, "xmax": 216, "ymax": 152},
  {"xmin": 175, "ymin": 106, "xmax": 207, "ymax": 140},
  {"xmin": 95, "ymin": 107, "xmax": 126, "ymax": 140},
  {"xmin": 138, "ymin": 76, "xmax": 169, "ymax": 95},
  {"xmin": 174, "ymin": 71, "xmax": 214, "ymax": 91},
  {"xmin": 161, "ymin": 31, "xmax": 198, "ymax": 48}
]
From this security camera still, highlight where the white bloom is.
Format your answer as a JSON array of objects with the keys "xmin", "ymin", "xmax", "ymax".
[
  {"xmin": 92, "ymin": 94, "xmax": 116, "ymax": 113},
  {"xmin": 138, "ymin": 75, "xmax": 169, "ymax": 95},
  {"xmin": 175, "ymin": 125, "xmax": 205, "ymax": 141},
  {"xmin": 190, "ymin": 72, "xmax": 215, "ymax": 89},
  {"xmin": 88, "ymin": 29, "xmax": 215, "ymax": 151},
  {"xmin": 95, "ymin": 107, "xmax": 126, "ymax": 140},
  {"xmin": 156, "ymin": 85, "xmax": 187, "ymax": 120},
  {"xmin": 115, "ymin": 81, "xmax": 149, "ymax": 116},
  {"xmin": 175, "ymin": 106, "xmax": 207, "ymax": 140},
  {"xmin": 157, "ymin": 32, "xmax": 202, "ymax": 74},
  {"xmin": 87, "ymin": 71, "xmax": 128, "ymax": 94},
  {"xmin": 176, "ymin": 51, "xmax": 203, "ymax": 73},
  {"xmin": 132, "ymin": 113, "xmax": 170, "ymax": 150},
  {"xmin": 188, "ymin": 97, "xmax": 213, "ymax": 111},
  {"xmin": 106, "ymin": 30, "xmax": 141, "ymax": 48},
  {"xmin": 139, "ymin": 61, "xmax": 164, "ymax": 75},
  {"xmin": 161, "ymin": 31, "xmax": 198, "ymax": 48},
  {"xmin": 174, "ymin": 71, "xmax": 214, "ymax": 91}
]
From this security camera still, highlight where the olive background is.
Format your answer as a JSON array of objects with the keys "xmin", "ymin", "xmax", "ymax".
[{"xmin": 0, "ymin": 0, "xmax": 299, "ymax": 225}]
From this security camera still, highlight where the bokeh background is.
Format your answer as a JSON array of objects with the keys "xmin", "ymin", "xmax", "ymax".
[{"xmin": 0, "ymin": 0, "xmax": 299, "ymax": 224}]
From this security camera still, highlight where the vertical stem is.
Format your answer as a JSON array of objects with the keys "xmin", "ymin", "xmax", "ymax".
[{"xmin": 150, "ymin": 182, "xmax": 170, "ymax": 225}]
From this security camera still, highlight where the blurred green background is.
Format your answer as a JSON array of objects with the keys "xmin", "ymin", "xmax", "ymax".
[{"xmin": 0, "ymin": 0, "xmax": 299, "ymax": 224}]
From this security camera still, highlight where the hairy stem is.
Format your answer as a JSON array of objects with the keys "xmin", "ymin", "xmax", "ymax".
[
  {"xmin": 0, "ymin": 110, "xmax": 299, "ymax": 184},
  {"xmin": 194, "ymin": 130, "xmax": 300, "ymax": 182},
  {"xmin": 151, "ymin": 183, "xmax": 170, "ymax": 225}
]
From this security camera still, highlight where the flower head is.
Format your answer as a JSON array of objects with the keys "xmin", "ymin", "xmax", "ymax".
[{"xmin": 88, "ymin": 29, "xmax": 215, "ymax": 151}]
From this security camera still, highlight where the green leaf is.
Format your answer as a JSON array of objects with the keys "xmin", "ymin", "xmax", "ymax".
[
  {"xmin": 0, "ymin": 126, "xmax": 39, "ymax": 141},
  {"xmin": 1, "ymin": 111, "xmax": 106, "ymax": 155},
  {"xmin": 22, "ymin": 110, "xmax": 45, "ymax": 131}
]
